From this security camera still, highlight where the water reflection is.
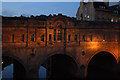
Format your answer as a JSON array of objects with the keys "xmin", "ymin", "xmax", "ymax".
[{"xmin": 2, "ymin": 65, "xmax": 46, "ymax": 80}]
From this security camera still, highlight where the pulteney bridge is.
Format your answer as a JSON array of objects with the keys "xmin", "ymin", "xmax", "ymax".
[{"xmin": 2, "ymin": 15, "xmax": 120, "ymax": 79}]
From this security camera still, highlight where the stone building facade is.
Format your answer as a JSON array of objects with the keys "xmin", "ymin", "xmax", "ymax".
[{"xmin": 76, "ymin": 0, "xmax": 120, "ymax": 22}]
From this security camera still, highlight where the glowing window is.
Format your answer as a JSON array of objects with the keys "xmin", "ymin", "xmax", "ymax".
[
  {"xmin": 116, "ymin": 20, "xmax": 118, "ymax": 22},
  {"xmin": 111, "ymin": 18, "xmax": 114, "ymax": 22}
]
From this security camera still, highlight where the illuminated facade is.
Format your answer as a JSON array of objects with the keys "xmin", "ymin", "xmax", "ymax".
[{"xmin": 2, "ymin": 2, "xmax": 120, "ymax": 80}]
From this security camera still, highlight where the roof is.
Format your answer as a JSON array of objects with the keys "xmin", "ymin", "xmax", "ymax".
[{"xmin": 93, "ymin": 2, "xmax": 108, "ymax": 9}]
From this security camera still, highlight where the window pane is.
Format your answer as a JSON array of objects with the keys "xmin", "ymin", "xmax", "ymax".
[
  {"xmin": 12, "ymin": 34, "xmax": 14, "ymax": 42},
  {"xmin": 91, "ymin": 35, "xmax": 92, "ymax": 41},
  {"xmin": 22, "ymin": 34, "xmax": 24, "ymax": 42},
  {"xmin": 49, "ymin": 34, "xmax": 52, "ymax": 42},
  {"xmin": 75, "ymin": 35, "xmax": 77, "ymax": 42},
  {"xmin": 41, "ymin": 35, "xmax": 44, "ymax": 42},
  {"xmin": 68, "ymin": 35, "xmax": 71, "ymax": 41},
  {"xmin": 57, "ymin": 29, "xmax": 62, "ymax": 41},
  {"xmin": 83, "ymin": 35, "xmax": 85, "ymax": 41},
  {"xmin": 31, "ymin": 34, "xmax": 34, "ymax": 42}
]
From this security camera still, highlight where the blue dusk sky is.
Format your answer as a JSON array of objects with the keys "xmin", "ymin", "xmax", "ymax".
[{"xmin": 2, "ymin": 2, "xmax": 119, "ymax": 17}]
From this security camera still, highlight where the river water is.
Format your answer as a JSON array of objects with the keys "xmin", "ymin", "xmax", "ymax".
[{"xmin": 2, "ymin": 64, "xmax": 46, "ymax": 80}]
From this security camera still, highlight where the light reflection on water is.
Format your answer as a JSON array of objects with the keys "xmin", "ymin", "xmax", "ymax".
[{"xmin": 2, "ymin": 65, "xmax": 46, "ymax": 80}]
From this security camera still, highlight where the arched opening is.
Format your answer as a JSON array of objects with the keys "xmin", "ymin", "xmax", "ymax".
[
  {"xmin": 46, "ymin": 54, "xmax": 78, "ymax": 80},
  {"xmin": 2, "ymin": 56, "xmax": 26, "ymax": 80},
  {"xmin": 87, "ymin": 52, "xmax": 117, "ymax": 79}
]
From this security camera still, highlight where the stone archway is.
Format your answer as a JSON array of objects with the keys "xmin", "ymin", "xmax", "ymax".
[
  {"xmin": 2, "ymin": 56, "xmax": 26, "ymax": 79},
  {"xmin": 44, "ymin": 54, "xmax": 79, "ymax": 80},
  {"xmin": 87, "ymin": 51, "xmax": 117, "ymax": 79}
]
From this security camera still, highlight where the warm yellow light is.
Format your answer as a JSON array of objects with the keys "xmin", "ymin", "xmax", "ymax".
[
  {"xmin": 1, "ymin": 62, "xmax": 3, "ymax": 64},
  {"xmin": 88, "ymin": 42, "xmax": 99, "ymax": 49},
  {"xmin": 116, "ymin": 20, "xmax": 118, "ymax": 22},
  {"xmin": 111, "ymin": 18, "xmax": 114, "ymax": 22},
  {"xmin": 103, "ymin": 40, "xmax": 105, "ymax": 41}
]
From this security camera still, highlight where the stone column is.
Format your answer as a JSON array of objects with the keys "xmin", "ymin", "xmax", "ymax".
[
  {"xmin": 26, "ymin": 68, "xmax": 39, "ymax": 80},
  {"xmin": 78, "ymin": 65, "xmax": 87, "ymax": 79}
]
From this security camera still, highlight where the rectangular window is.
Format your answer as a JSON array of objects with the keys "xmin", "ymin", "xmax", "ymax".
[
  {"xmin": 54, "ymin": 29, "xmax": 56, "ymax": 34},
  {"xmin": 68, "ymin": 35, "xmax": 71, "ymax": 41},
  {"xmin": 49, "ymin": 34, "xmax": 52, "ymax": 42},
  {"xmin": 90, "ymin": 35, "xmax": 92, "ymax": 41},
  {"xmin": 83, "ymin": 35, "xmax": 85, "ymax": 41},
  {"xmin": 75, "ymin": 35, "xmax": 77, "ymax": 42},
  {"xmin": 12, "ymin": 34, "xmax": 14, "ymax": 42},
  {"xmin": 31, "ymin": 34, "xmax": 34, "ymax": 42},
  {"xmin": 64, "ymin": 29, "xmax": 66, "ymax": 42},
  {"xmin": 22, "ymin": 34, "xmax": 24, "ymax": 42},
  {"xmin": 41, "ymin": 35, "xmax": 44, "ymax": 42},
  {"xmin": 54, "ymin": 29, "xmax": 56, "ymax": 41},
  {"xmin": 57, "ymin": 29, "xmax": 62, "ymax": 41},
  {"xmin": 54, "ymin": 35, "xmax": 56, "ymax": 41}
]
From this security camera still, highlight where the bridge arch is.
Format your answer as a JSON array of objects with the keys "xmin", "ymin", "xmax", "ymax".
[
  {"xmin": 2, "ymin": 52, "xmax": 26, "ymax": 71},
  {"xmin": 87, "ymin": 51, "xmax": 117, "ymax": 79},
  {"xmin": 38, "ymin": 53, "xmax": 79, "ymax": 79},
  {"xmin": 2, "ymin": 55, "xmax": 26, "ymax": 79},
  {"xmin": 87, "ymin": 51, "xmax": 118, "ymax": 66}
]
